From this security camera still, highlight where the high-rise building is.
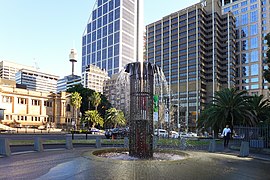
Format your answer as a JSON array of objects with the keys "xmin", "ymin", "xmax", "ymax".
[
  {"xmin": 0, "ymin": 60, "xmax": 36, "ymax": 80},
  {"xmin": 103, "ymin": 72, "xmax": 130, "ymax": 119},
  {"xmin": 82, "ymin": 64, "xmax": 110, "ymax": 93},
  {"xmin": 221, "ymin": 0, "xmax": 270, "ymax": 97},
  {"xmin": 16, "ymin": 69, "xmax": 59, "ymax": 93},
  {"xmin": 82, "ymin": 0, "xmax": 139, "ymax": 77},
  {"xmin": 57, "ymin": 75, "xmax": 81, "ymax": 93},
  {"xmin": 145, "ymin": 0, "xmax": 236, "ymax": 129}
]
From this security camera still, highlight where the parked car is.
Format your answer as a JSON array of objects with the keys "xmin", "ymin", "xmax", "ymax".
[
  {"xmin": 89, "ymin": 128, "xmax": 100, "ymax": 134},
  {"xmin": 169, "ymin": 131, "xmax": 179, "ymax": 138},
  {"xmin": 105, "ymin": 128, "xmax": 129, "ymax": 139},
  {"xmin": 154, "ymin": 129, "xmax": 169, "ymax": 138}
]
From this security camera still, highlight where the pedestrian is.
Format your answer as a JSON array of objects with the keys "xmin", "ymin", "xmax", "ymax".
[{"xmin": 222, "ymin": 125, "xmax": 231, "ymax": 148}]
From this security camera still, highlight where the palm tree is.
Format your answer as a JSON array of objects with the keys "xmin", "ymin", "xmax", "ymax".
[
  {"xmin": 249, "ymin": 95, "xmax": 270, "ymax": 124},
  {"xmin": 105, "ymin": 108, "xmax": 126, "ymax": 128},
  {"xmin": 198, "ymin": 88, "xmax": 256, "ymax": 137},
  {"xmin": 70, "ymin": 92, "xmax": 82, "ymax": 130},
  {"xmin": 84, "ymin": 110, "xmax": 104, "ymax": 128},
  {"xmin": 91, "ymin": 92, "xmax": 101, "ymax": 111}
]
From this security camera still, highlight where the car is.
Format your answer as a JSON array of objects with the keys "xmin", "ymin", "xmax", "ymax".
[
  {"xmin": 154, "ymin": 129, "xmax": 169, "ymax": 138},
  {"xmin": 89, "ymin": 128, "xmax": 100, "ymax": 134},
  {"xmin": 169, "ymin": 131, "xmax": 179, "ymax": 138},
  {"xmin": 105, "ymin": 128, "xmax": 129, "ymax": 139}
]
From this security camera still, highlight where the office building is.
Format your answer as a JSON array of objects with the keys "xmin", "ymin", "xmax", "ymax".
[
  {"xmin": 82, "ymin": 0, "xmax": 139, "ymax": 77},
  {"xmin": 57, "ymin": 75, "xmax": 82, "ymax": 92},
  {"xmin": 16, "ymin": 69, "xmax": 59, "ymax": 93},
  {"xmin": 222, "ymin": 0, "xmax": 270, "ymax": 97},
  {"xmin": 0, "ymin": 60, "xmax": 36, "ymax": 80},
  {"xmin": 103, "ymin": 72, "xmax": 130, "ymax": 119},
  {"xmin": 82, "ymin": 64, "xmax": 110, "ymax": 93},
  {"xmin": 145, "ymin": 0, "xmax": 236, "ymax": 129}
]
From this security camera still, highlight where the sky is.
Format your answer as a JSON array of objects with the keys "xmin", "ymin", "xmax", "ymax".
[{"xmin": 0, "ymin": 0, "xmax": 199, "ymax": 78}]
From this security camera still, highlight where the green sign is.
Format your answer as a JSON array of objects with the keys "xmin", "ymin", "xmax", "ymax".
[{"xmin": 153, "ymin": 95, "xmax": 158, "ymax": 112}]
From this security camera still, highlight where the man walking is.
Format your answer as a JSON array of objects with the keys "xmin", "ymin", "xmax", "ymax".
[{"xmin": 222, "ymin": 125, "xmax": 231, "ymax": 148}]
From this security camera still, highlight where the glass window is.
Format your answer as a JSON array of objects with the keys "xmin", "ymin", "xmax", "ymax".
[
  {"xmin": 242, "ymin": 40, "xmax": 248, "ymax": 50},
  {"xmin": 241, "ymin": 7, "xmax": 248, "ymax": 12},
  {"xmin": 97, "ymin": 51, "xmax": 101, "ymax": 61},
  {"xmin": 250, "ymin": 51, "xmax": 258, "ymax": 62},
  {"xmin": 241, "ymin": 14, "xmax": 248, "ymax": 25},
  {"xmin": 233, "ymin": 10, "xmax": 238, "ymax": 15},
  {"xmin": 262, "ymin": 13, "xmax": 267, "ymax": 18},
  {"xmin": 92, "ymin": 31, "xmax": 96, "ymax": 41},
  {"xmin": 250, "ymin": 37, "xmax": 258, "ymax": 49},
  {"xmin": 102, "ymin": 49, "xmax": 107, "ymax": 60},
  {"xmin": 87, "ymin": 33, "xmax": 91, "ymax": 43},
  {"xmin": 92, "ymin": 10, "xmax": 97, "ymax": 20},
  {"xmin": 114, "ymin": 56, "xmax": 119, "ymax": 68},
  {"xmin": 243, "ymin": 66, "xmax": 249, "ymax": 76},
  {"xmin": 251, "ymin": 84, "xmax": 259, "ymax": 89},
  {"xmin": 92, "ymin": 20, "xmax": 96, "ymax": 30},
  {"xmin": 103, "ymin": 26, "xmax": 107, "ymax": 36},
  {"xmin": 97, "ymin": 40, "xmax": 102, "ymax": 50},
  {"xmin": 109, "ymin": 0, "xmax": 114, "ymax": 11},
  {"xmin": 98, "ymin": 7, "xmax": 102, "ymax": 17},
  {"xmin": 250, "ymin": 0, "xmax": 257, "ymax": 3},
  {"xmin": 109, "ymin": 11, "xmax": 114, "ymax": 22},
  {"xmin": 242, "ymin": 53, "xmax": 249, "ymax": 64},
  {"xmin": 98, "ymin": 0, "xmax": 102, "ymax": 6},
  {"xmin": 241, "ymin": 1, "xmax": 247, "ymax": 6},
  {"xmin": 91, "ymin": 53, "xmax": 96, "ymax": 63},
  {"xmin": 108, "ymin": 46, "xmax": 113, "ymax": 57},
  {"xmin": 224, "ymin": 7, "xmax": 230, "ymax": 13},
  {"xmin": 102, "ymin": 60, "xmax": 106, "ymax": 69},
  {"xmin": 97, "ymin": 18, "xmax": 102, "ymax": 28},
  {"xmin": 114, "ymin": 32, "xmax": 119, "ymax": 43},
  {"xmin": 262, "ymin": 26, "xmax": 267, "ymax": 31},
  {"xmin": 115, "ymin": 8, "xmax": 120, "ymax": 19},
  {"xmin": 250, "ymin": 11, "xmax": 258, "ymax": 22},
  {"xmin": 92, "ymin": 42, "xmax": 96, "ymax": 52},
  {"xmin": 115, "ymin": 0, "xmax": 120, "ymax": 7},
  {"xmin": 114, "ymin": 20, "xmax": 120, "ymax": 31},
  {"xmin": 251, "ymin": 78, "xmax": 258, "ymax": 82},
  {"xmin": 108, "ymin": 23, "xmax": 113, "ymax": 34},
  {"xmin": 102, "ymin": 37, "xmax": 107, "ymax": 48},
  {"xmin": 97, "ymin": 29, "xmax": 102, "ymax": 39},
  {"xmin": 232, "ymin": 4, "xmax": 238, "ymax": 9},
  {"xmin": 250, "ymin": 24, "xmax": 258, "ymax": 35},
  {"xmin": 241, "ymin": 26, "xmax": 248, "ymax": 37},
  {"xmin": 108, "ymin": 34, "xmax": 113, "ymax": 46},
  {"xmin": 83, "ymin": 35, "xmax": 87, "ymax": 45},
  {"xmin": 250, "ymin": 4, "xmax": 257, "ymax": 10},
  {"xmin": 251, "ymin": 64, "xmax": 259, "ymax": 75},
  {"xmin": 103, "ymin": 3, "xmax": 108, "ymax": 14},
  {"xmin": 103, "ymin": 15, "xmax": 108, "ymax": 26}
]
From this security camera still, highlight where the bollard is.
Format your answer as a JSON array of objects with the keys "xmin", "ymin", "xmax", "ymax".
[
  {"xmin": 239, "ymin": 141, "xmax": 249, "ymax": 157},
  {"xmin": 179, "ymin": 137, "xmax": 187, "ymax": 150},
  {"xmin": 34, "ymin": 137, "xmax": 43, "ymax": 152},
  {"xmin": 66, "ymin": 134, "xmax": 73, "ymax": 150},
  {"xmin": 95, "ymin": 137, "xmax": 101, "ymax": 148},
  {"xmin": 208, "ymin": 139, "xmax": 216, "ymax": 152},
  {"xmin": 0, "ymin": 138, "xmax": 11, "ymax": 157},
  {"xmin": 124, "ymin": 137, "xmax": 129, "ymax": 148}
]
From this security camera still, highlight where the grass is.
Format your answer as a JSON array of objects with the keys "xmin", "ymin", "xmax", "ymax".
[{"xmin": 9, "ymin": 138, "xmax": 214, "ymax": 146}]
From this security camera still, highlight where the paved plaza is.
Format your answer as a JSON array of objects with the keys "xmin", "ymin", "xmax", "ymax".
[{"xmin": 0, "ymin": 147, "xmax": 270, "ymax": 180}]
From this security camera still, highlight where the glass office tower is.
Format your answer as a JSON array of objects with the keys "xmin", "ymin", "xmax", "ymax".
[
  {"xmin": 222, "ymin": 0, "xmax": 270, "ymax": 96},
  {"xmin": 82, "ymin": 0, "xmax": 138, "ymax": 77},
  {"xmin": 146, "ymin": 0, "xmax": 236, "ymax": 130}
]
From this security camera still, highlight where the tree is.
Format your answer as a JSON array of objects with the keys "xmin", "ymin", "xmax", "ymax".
[
  {"xmin": 198, "ymin": 88, "xmax": 256, "ymax": 137},
  {"xmin": 70, "ymin": 92, "xmax": 82, "ymax": 130},
  {"xmin": 249, "ymin": 95, "xmax": 270, "ymax": 124},
  {"xmin": 67, "ymin": 84, "xmax": 111, "ymax": 118},
  {"xmin": 263, "ymin": 33, "xmax": 270, "ymax": 86},
  {"xmin": 84, "ymin": 110, "xmax": 104, "ymax": 128},
  {"xmin": 91, "ymin": 92, "xmax": 101, "ymax": 111},
  {"xmin": 105, "ymin": 108, "xmax": 126, "ymax": 128}
]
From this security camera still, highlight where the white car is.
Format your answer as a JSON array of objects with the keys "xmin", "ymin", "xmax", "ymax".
[
  {"xmin": 170, "ymin": 131, "xmax": 179, "ymax": 138},
  {"xmin": 154, "ymin": 129, "xmax": 168, "ymax": 138}
]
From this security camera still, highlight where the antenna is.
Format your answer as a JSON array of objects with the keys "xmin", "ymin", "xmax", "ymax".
[{"xmin": 34, "ymin": 58, "xmax": 40, "ymax": 70}]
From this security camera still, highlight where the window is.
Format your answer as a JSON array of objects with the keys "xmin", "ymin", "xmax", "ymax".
[
  {"xmin": 250, "ymin": 24, "xmax": 258, "ymax": 35},
  {"xmin": 18, "ymin": 98, "xmax": 27, "ymax": 104},
  {"xmin": 241, "ymin": 14, "xmax": 248, "ymax": 25},
  {"xmin": 250, "ymin": 64, "xmax": 259, "ymax": 75},
  {"xmin": 32, "ymin": 99, "xmax": 40, "ymax": 106},
  {"xmin": 250, "ymin": 11, "xmax": 258, "ymax": 22},
  {"xmin": 250, "ymin": 51, "xmax": 258, "ymax": 62},
  {"xmin": 115, "ymin": 8, "xmax": 120, "ymax": 19},
  {"xmin": 241, "ymin": 26, "xmax": 248, "ymax": 37},
  {"xmin": 2, "ymin": 96, "xmax": 12, "ymax": 103},
  {"xmin": 250, "ymin": 37, "xmax": 258, "ymax": 49}
]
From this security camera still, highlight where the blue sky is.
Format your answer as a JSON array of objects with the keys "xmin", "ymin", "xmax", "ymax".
[{"xmin": 0, "ymin": 0, "xmax": 199, "ymax": 77}]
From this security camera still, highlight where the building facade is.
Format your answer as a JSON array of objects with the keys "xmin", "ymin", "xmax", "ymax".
[
  {"xmin": 16, "ymin": 69, "xmax": 59, "ymax": 93},
  {"xmin": 81, "ymin": 0, "xmax": 139, "ymax": 77},
  {"xmin": 0, "ymin": 60, "xmax": 36, "ymax": 80},
  {"xmin": 103, "ymin": 72, "xmax": 130, "ymax": 120},
  {"xmin": 0, "ymin": 78, "xmax": 74, "ymax": 128},
  {"xmin": 145, "ymin": 0, "xmax": 236, "ymax": 129},
  {"xmin": 222, "ymin": 0, "xmax": 270, "ymax": 97},
  {"xmin": 57, "ymin": 75, "xmax": 82, "ymax": 93},
  {"xmin": 82, "ymin": 64, "xmax": 110, "ymax": 94}
]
